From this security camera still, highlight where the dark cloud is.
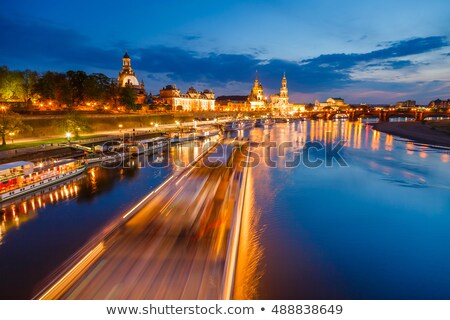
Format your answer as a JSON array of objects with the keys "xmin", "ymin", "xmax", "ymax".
[
  {"xmin": 182, "ymin": 34, "xmax": 201, "ymax": 41},
  {"xmin": 0, "ymin": 14, "xmax": 448, "ymax": 102},
  {"xmin": 0, "ymin": 15, "xmax": 118, "ymax": 70},
  {"xmin": 301, "ymin": 36, "xmax": 448, "ymax": 71},
  {"xmin": 134, "ymin": 37, "xmax": 447, "ymax": 92}
]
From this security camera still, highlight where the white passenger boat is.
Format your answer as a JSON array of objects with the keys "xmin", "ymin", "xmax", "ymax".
[
  {"xmin": 128, "ymin": 137, "xmax": 169, "ymax": 157},
  {"xmin": 86, "ymin": 152, "xmax": 128, "ymax": 164},
  {"xmin": 170, "ymin": 132, "xmax": 197, "ymax": 144},
  {"xmin": 0, "ymin": 159, "xmax": 86, "ymax": 202}
]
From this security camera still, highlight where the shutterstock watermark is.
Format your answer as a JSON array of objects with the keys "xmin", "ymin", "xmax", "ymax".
[
  {"xmin": 240, "ymin": 140, "xmax": 348, "ymax": 169},
  {"xmin": 94, "ymin": 139, "xmax": 348, "ymax": 169}
]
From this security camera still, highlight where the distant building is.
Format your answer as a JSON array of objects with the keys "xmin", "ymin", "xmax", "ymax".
[
  {"xmin": 427, "ymin": 99, "xmax": 450, "ymax": 109},
  {"xmin": 315, "ymin": 97, "xmax": 348, "ymax": 110},
  {"xmin": 118, "ymin": 52, "xmax": 147, "ymax": 104},
  {"xmin": 215, "ymin": 96, "xmax": 250, "ymax": 111},
  {"xmin": 158, "ymin": 85, "xmax": 215, "ymax": 111},
  {"xmin": 395, "ymin": 100, "xmax": 416, "ymax": 108},
  {"xmin": 270, "ymin": 73, "xmax": 295, "ymax": 113},
  {"xmin": 248, "ymin": 72, "xmax": 267, "ymax": 110}
]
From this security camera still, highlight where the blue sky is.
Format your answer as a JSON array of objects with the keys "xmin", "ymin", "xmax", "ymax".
[{"xmin": 1, "ymin": 0, "xmax": 449, "ymax": 104}]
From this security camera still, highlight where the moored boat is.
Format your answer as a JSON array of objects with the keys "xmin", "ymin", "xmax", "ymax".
[
  {"xmin": 0, "ymin": 159, "xmax": 86, "ymax": 202},
  {"xmin": 128, "ymin": 137, "xmax": 169, "ymax": 157},
  {"xmin": 256, "ymin": 118, "xmax": 275, "ymax": 126},
  {"xmin": 86, "ymin": 152, "xmax": 128, "ymax": 165},
  {"xmin": 170, "ymin": 133, "xmax": 197, "ymax": 144},
  {"xmin": 223, "ymin": 121, "xmax": 238, "ymax": 132}
]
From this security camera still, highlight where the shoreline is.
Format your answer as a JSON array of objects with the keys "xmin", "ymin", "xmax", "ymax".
[{"xmin": 371, "ymin": 121, "xmax": 450, "ymax": 148}]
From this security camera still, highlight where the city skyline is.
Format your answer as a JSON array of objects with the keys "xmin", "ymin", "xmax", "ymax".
[{"xmin": 1, "ymin": 0, "xmax": 449, "ymax": 104}]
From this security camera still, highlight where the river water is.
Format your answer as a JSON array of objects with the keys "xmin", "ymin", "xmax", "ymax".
[
  {"xmin": 234, "ymin": 120, "xmax": 450, "ymax": 299},
  {"xmin": 2, "ymin": 121, "xmax": 449, "ymax": 300},
  {"xmin": 0, "ymin": 140, "xmax": 214, "ymax": 299}
]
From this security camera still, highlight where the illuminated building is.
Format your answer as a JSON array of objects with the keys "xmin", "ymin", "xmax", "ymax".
[
  {"xmin": 270, "ymin": 73, "xmax": 295, "ymax": 113},
  {"xmin": 248, "ymin": 72, "xmax": 267, "ymax": 110},
  {"xmin": 315, "ymin": 97, "xmax": 348, "ymax": 110},
  {"xmin": 215, "ymin": 96, "xmax": 250, "ymax": 111},
  {"xmin": 118, "ymin": 52, "xmax": 147, "ymax": 104},
  {"xmin": 395, "ymin": 100, "xmax": 416, "ymax": 108},
  {"xmin": 427, "ymin": 99, "xmax": 450, "ymax": 109},
  {"xmin": 158, "ymin": 85, "xmax": 215, "ymax": 111}
]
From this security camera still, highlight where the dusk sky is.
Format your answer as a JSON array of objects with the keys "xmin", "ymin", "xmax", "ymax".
[{"xmin": 1, "ymin": 0, "xmax": 449, "ymax": 104}]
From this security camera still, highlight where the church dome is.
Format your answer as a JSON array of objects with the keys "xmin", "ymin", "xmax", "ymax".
[{"xmin": 122, "ymin": 75, "xmax": 139, "ymax": 87}]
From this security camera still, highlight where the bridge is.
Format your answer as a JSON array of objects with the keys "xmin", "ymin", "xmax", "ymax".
[
  {"xmin": 35, "ymin": 139, "xmax": 249, "ymax": 300},
  {"xmin": 306, "ymin": 109, "xmax": 450, "ymax": 122}
]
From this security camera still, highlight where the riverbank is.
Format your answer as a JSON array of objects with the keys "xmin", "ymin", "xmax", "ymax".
[{"xmin": 371, "ymin": 121, "xmax": 450, "ymax": 148}]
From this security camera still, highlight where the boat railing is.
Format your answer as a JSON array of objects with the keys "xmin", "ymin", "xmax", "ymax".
[{"xmin": 0, "ymin": 161, "xmax": 85, "ymax": 194}]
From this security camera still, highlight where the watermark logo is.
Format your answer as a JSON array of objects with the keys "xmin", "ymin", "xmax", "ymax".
[{"xmin": 93, "ymin": 139, "xmax": 348, "ymax": 169}]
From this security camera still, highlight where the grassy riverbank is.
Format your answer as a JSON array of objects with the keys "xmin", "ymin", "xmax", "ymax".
[{"xmin": 0, "ymin": 134, "xmax": 106, "ymax": 151}]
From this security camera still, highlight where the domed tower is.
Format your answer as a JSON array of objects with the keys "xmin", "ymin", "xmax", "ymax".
[
  {"xmin": 250, "ymin": 71, "xmax": 264, "ymax": 101},
  {"xmin": 248, "ymin": 71, "xmax": 266, "ymax": 110},
  {"xmin": 280, "ymin": 73, "xmax": 288, "ymax": 97},
  {"xmin": 118, "ymin": 51, "xmax": 139, "ymax": 87}
]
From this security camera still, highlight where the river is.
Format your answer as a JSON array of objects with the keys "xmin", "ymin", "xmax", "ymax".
[
  {"xmin": 2, "ymin": 121, "xmax": 449, "ymax": 300},
  {"xmin": 0, "ymin": 139, "xmax": 214, "ymax": 299},
  {"xmin": 234, "ymin": 120, "xmax": 450, "ymax": 299}
]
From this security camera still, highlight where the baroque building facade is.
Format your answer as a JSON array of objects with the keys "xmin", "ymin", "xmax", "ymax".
[
  {"xmin": 247, "ymin": 72, "xmax": 267, "ymax": 110},
  {"xmin": 270, "ymin": 73, "xmax": 294, "ymax": 113},
  {"xmin": 315, "ymin": 97, "xmax": 348, "ymax": 110},
  {"xmin": 118, "ymin": 52, "xmax": 147, "ymax": 104},
  {"xmin": 159, "ymin": 85, "xmax": 215, "ymax": 111}
]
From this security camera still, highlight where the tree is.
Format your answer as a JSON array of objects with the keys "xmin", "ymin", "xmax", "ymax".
[
  {"xmin": 106, "ymin": 79, "xmax": 120, "ymax": 108},
  {"xmin": 84, "ymin": 73, "xmax": 112, "ymax": 105},
  {"xmin": 21, "ymin": 69, "xmax": 39, "ymax": 107},
  {"xmin": 119, "ymin": 87, "xmax": 137, "ymax": 111},
  {"xmin": 0, "ymin": 66, "xmax": 23, "ymax": 101},
  {"xmin": 58, "ymin": 112, "xmax": 91, "ymax": 138},
  {"xmin": 33, "ymin": 71, "xmax": 72, "ymax": 107},
  {"xmin": 0, "ymin": 111, "xmax": 30, "ymax": 145}
]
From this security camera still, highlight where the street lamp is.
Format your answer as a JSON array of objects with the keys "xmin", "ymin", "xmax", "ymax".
[
  {"xmin": 118, "ymin": 124, "xmax": 123, "ymax": 133},
  {"xmin": 9, "ymin": 132, "xmax": 14, "ymax": 144},
  {"xmin": 66, "ymin": 132, "xmax": 72, "ymax": 144}
]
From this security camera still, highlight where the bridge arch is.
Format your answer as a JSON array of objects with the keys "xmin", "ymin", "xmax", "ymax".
[
  {"xmin": 386, "ymin": 113, "xmax": 416, "ymax": 122},
  {"xmin": 422, "ymin": 112, "xmax": 450, "ymax": 121}
]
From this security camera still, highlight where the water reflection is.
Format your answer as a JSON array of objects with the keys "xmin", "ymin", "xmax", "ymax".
[
  {"xmin": 1, "ymin": 176, "xmax": 83, "ymax": 241},
  {"xmin": 0, "ymin": 140, "xmax": 208, "ymax": 299},
  {"xmin": 237, "ymin": 120, "xmax": 450, "ymax": 299}
]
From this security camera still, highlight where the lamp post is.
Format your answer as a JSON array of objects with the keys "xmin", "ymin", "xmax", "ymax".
[
  {"xmin": 66, "ymin": 132, "xmax": 72, "ymax": 145},
  {"xmin": 9, "ymin": 132, "xmax": 14, "ymax": 144},
  {"xmin": 118, "ymin": 124, "xmax": 123, "ymax": 133}
]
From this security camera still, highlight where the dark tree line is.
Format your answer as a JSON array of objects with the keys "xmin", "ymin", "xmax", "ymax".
[{"xmin": 0, "ymin": 66, "xmax": 138, "ymax": 110}]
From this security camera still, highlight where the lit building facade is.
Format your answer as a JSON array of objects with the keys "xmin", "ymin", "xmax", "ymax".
[
  {"xmin": 270, "ymin": 73, "xmax": 295, "ymax": 113},
  {"xmin": 395, "ymin": 100, "xmax": 416, "ymax": 108},
  {"xmin": 248, "ymin": 72, "xmax": 267, "ymax": 110},
  {"xmin": 315, "ymin": 97, "xmax": 348, "ymax": 110},
  {"xmin": 118, "ymin": 52, "xmax": 147, "ymax": 104},
  {"xmin": 428, "ymin": 99, "xmax": 450, "ymax": 109},
  {"xmin": 215, "ymin": 96, "xmax": 250, "ymax": 111},
  {"xmin": 159, "ymin": 85, "xmax": 215, "ymax": 111}
]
